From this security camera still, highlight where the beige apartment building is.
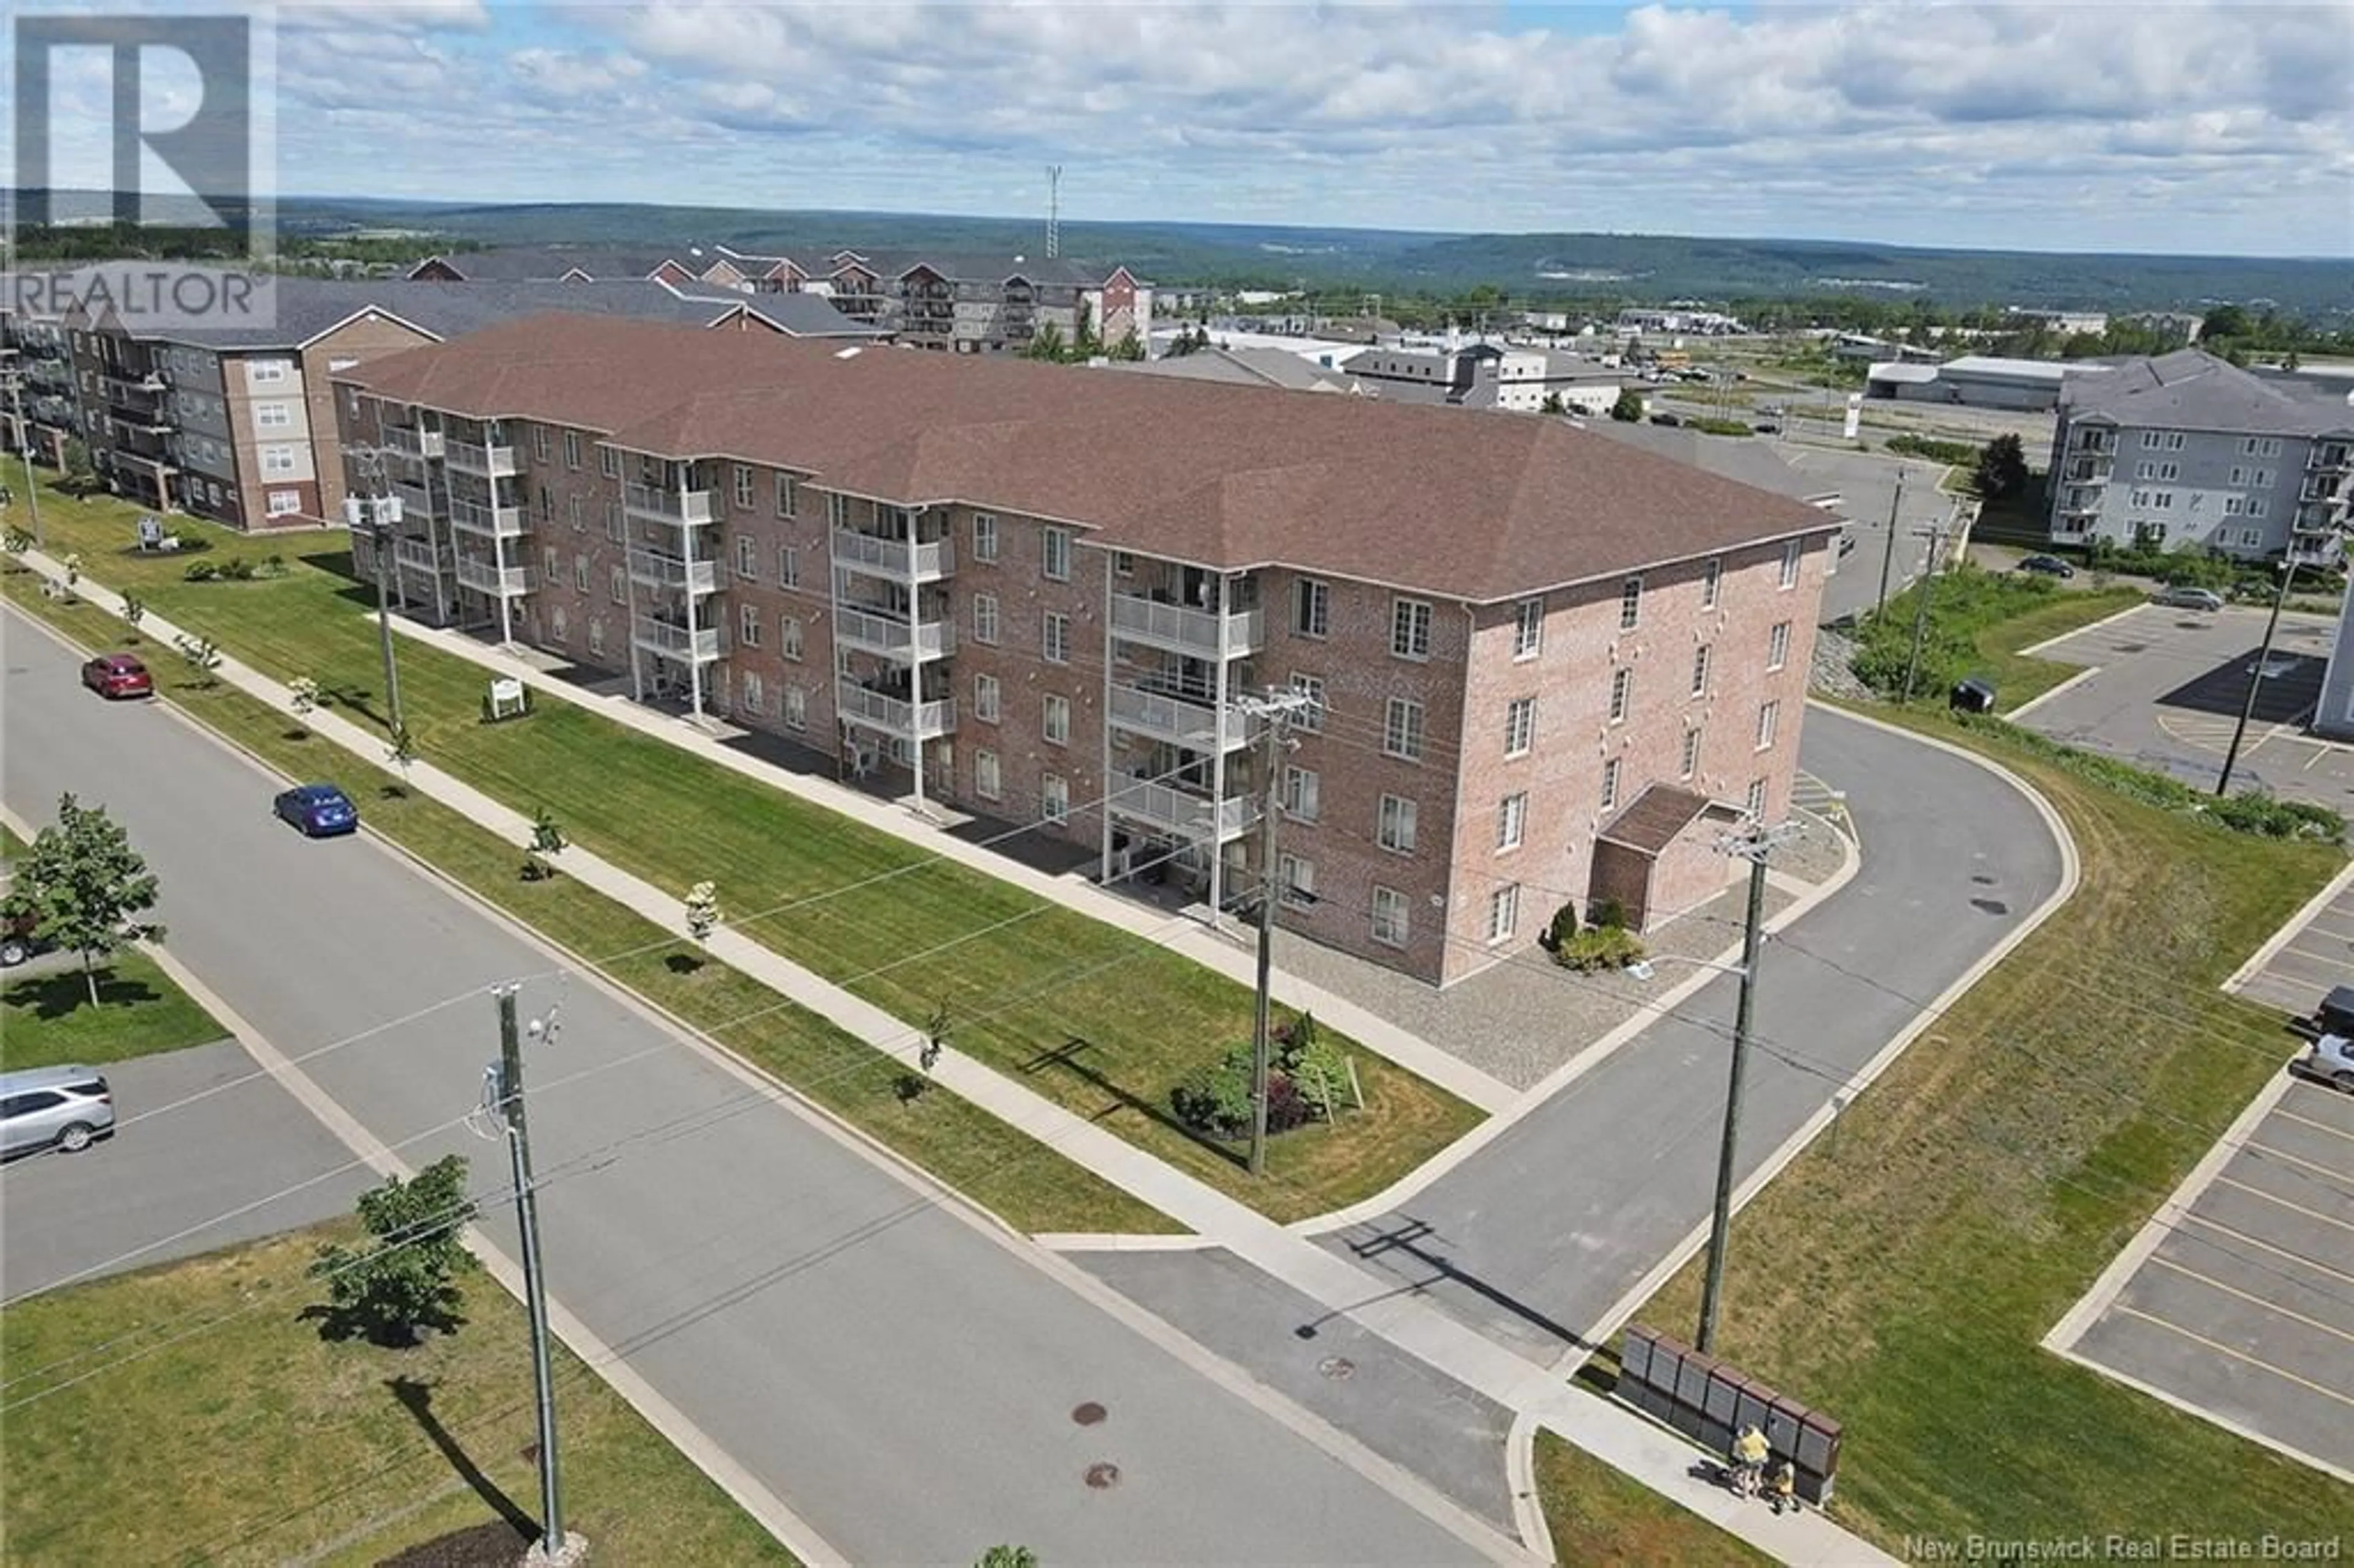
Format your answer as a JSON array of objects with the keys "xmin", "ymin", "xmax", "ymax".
[{"xmin": 338, "ymin": 314, "xmax": 1836, "ymax": 986}]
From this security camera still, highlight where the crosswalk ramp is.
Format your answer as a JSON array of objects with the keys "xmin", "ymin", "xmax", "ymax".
[{"xmin": 1791, "ymin": 771, "xmax": 1853, "ymax": 835}]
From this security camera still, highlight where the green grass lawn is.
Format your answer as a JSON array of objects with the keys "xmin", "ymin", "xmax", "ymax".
[
  {"xmin": 1850, "ymin": 564, "xmax": 2143, "ymax": 714},
  {"xmin": 1534, "ymin": 1433, "xmax": 1772, "ymax": 1566},
  {"xmin": 6, "ymin": 475, "xmax": 1480, "ymax": 1222},
  {"xmin": 1590, "ymin": 708, "xmax": 2354, "ymax": 1550},
  {"xmin": 1, "ymin": 820, "xmax": 28, "ymax": 858},
  {"xmin": 0, "ymin": 1220, "xmax": 796, "ymax": 1566},
  {"xmin": 1972, "ymin": 585, "xmax": 2146, "ymax": 712},
  {"xmin": 1, "ymin": 948, "xmax": 229, "ymax": 1070}
]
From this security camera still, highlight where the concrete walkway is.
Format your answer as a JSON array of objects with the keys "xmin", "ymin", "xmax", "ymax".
[{"xmin": 18, "ymin": 552, "xmax": 1894, "ymax": 1565}]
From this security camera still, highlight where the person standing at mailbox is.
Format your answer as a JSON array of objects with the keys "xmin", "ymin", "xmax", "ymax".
[
  {"xmin": 1769, "ymin": 1458, "xmax": 1797, "ymax": 1514},
  {"xmin": 1730, "ymin": 1425, "xmax": 1770, "ymax": 1497}
]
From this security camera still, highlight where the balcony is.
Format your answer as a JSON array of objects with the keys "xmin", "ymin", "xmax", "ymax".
[
  {"xmin": 2312, "ymin": 444, "xmax": 2353, "ymax": 474},
  {"xmin": 394, "ymin": 537, "xmax": 444, "ymax": 575},
  {"xmin": 836, "ymin": 678, "xmax": 956, "ymax": 740},
  {"xmin": 625, "ymin": 481, "xmax": 714, "ymax": 525},
  {"xmin": 447, "ymin": 497, "xmax": 528, "ymax": 541},
  {"xmin": 831, "ymin": 526, "xmax": 954, "ymax": 582},
  {"xmin": 2295, "ymin": 500, "xmax": 2347, "ymax": 532},
  {"xmin": 455, "ymin": 554, "xmax": 536, "ymax": 598},
  {"xmin": 632, "ymin": 617, "xmax": 722, "ymax": 662},
  {"xmin": 443, "ymin": 437, "xmax": 519, "ymax": 478},
  {"xmin": 1110, "ymin": 775, "xmax": 1259, "ymax": 842},
  {"xmin": 2301, "ymin": 475, "xmax": 2347, "ymax": 504},
  {"xmin": 383, "ymin": 423, "xmax": 445, "ymax": 460},
  {"xmin": 1108, "ymin": 683, "xmax": 1245, "ymax": 752},
  {"xmin": 389, "ymin": 478, "xmax": 435, "ymax": 519},
  {"xmin": 1110, "ymin": 593, "xmax": 1263, "ymax": 659},
  {"xmin": 2071, "ymin": 431, "xmax": 2115, "ymax": 455},
  {"xmin": 2062, "ymin": 457, "xmax": 2111, "ymax": 484},
  {"xmin": 28, "ymin": 395, "xmax": 75, "ymax": 425},
  {"xmin": 834, "ymin": 604, "xmax": 954, "ymax": 661},
  {"xmin": 627, "ymin": 546, "xmax": 717, "ymax": 594}
]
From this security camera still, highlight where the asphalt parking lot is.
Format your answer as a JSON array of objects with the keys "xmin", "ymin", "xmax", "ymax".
[
  {"xmin": 0, "ymin": 1039, "xmax": 368, "ymax": 1301},
  {"xmin": 2231, "ymin": 872, "xmax": 2354, "ymax": 1019},
  {"xmin": 2012, "ymin": 602, "xmax": 2354, "ymax": 809},
  {"xmin": 2053, "ymin": 1074, "xmax": 2354, "ymax": 1482}
]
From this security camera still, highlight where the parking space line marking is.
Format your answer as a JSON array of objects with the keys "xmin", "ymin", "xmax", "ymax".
[
  {"xmin": 2214, "ymin": 1175, "xmax": 2354, "ymax": 1236},
  {"xmin": 2145, "ymin": 1255, "xmax": 2354, "ymax": 1352},
  {"xmin": 2109, "ymin": 1304, "xmax": 2354, "ymax": 1410},
  {"xmin": 2274, "ymin": 1108, "xmax": 2354, "ymax": 1148},
  {"xmin": 2244, "ymin": 1139, "xmax": 2354, "ymax": 1184},
  {"xmin": 2179, "ymin": 1213, "xmax": 2354, "ymax": 1287}
]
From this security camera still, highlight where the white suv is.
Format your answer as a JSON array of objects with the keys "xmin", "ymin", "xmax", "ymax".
[
  {"xmin": 0, "ymin": 1067, "xmax": 116, "ymax": 1156},
  {"xmin": 2301, "ymin": 1035, "xmax": 2354, "ymax": 1092}
]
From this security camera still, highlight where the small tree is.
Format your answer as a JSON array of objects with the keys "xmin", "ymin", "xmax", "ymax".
[
  {"xmin": 289, "ymin": 676, "xmax": 321, "ymax": 720},
  {"xmin": 920, "ymin": 1001, "xmax": 950, "ymax": 1073},
  {"xmin": 384, "ymin": 722, "xmax": 417, "ymax": 787},
  {"xmin": 1541, "ymin": 392, "xmax": 1566, "ymax": 416},
  {"xmin": 1024, "ymin": 322, "xmax": 1068, "ymax": 363},
  {"xmin": 1110, "ymin": 327, "xmax": 1146, "ymax": 362},
  {"xmin": 524, "ymin": 807, "xmax": 566, "ymax": 881},
  {"xmin": 1975, "ymin": 433, "xmax": 2029, "ymax": 501},
  {"xmin": 2, "ymin": 793, "xmax": 165, "ymax": 1005},
  {"xmin": 1073, "ymin": 301, "xmax": 1100, "ymax": 360},
  {"xmin": 1538, "ymin": 900, "xmax": 1580, "ymax": 954},
  {"xmin": 1610, "ymin": 387, "xmax": 1646, "ymax": 423},
  {"xmin": 684, "ymin": 880, "xmax": 722, "ymax": 945},
  {"xmin": 60, "ymin": 552, "xmax": 82, "ymax": 592},
  {"xmin": 173, "ymin": 633, "xmax": 223, "ymax": 687},
  {"xmin": 60, "ymin": 438, "xmax": 97, "ymax": 496},
  {"xmin": 308, "ymin": 1154, "xmax": 480, "ymax": 1345},
  {"xmin": 119, "ymin": 592, "xmax": 145, "ymax": 640},
  {"xmin": 976, "ymin": 1549, "xmax": 1038, "ymax": 1568}
]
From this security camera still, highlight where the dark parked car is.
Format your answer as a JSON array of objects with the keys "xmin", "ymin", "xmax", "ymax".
[
  {"xmin": 80, "ymin": 652, "xmax": 153, "ymax": 699},
  {"xmin": 273, "ymin": 783, "xmax": 360, "ymax": 838},
  {"xmin": 2016, "ymin": 554, "xmax": 2076, "ymax": 579},
  {"xmin": 0, "ymin": 910, "xmax": 48, "ymax": 968}
]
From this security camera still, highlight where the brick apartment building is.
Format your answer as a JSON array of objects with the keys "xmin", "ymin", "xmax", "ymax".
[{"xmin": 337, "ymin": 314, "xmax": 1837, "ymax": 986}]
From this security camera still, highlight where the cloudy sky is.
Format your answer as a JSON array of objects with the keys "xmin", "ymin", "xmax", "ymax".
[{"xmin": 39, "ymin": 1, "xmax": 2354, "ymax": 256}]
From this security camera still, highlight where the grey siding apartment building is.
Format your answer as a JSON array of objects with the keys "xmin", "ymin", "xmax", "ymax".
[
  {"xmin": 2048, "ymin": 349, "xmax": 2354, "ymax": 563},
  {"xmin": 337, "ymin": 314, "xmax": 1837, "ymax": 987}
]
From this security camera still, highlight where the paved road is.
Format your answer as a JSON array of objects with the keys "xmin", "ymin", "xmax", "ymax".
[
  {"xmin": 2, "ymin": 1040, "xmax": 371, "ymax": 1299},
  {"xmin": 0, "ymin": 607, "xmax": 1499, "ymax": 1566},
  {"xmin": 1778, "ymin": 447, "xmax": 1960, "ymax": 624}
]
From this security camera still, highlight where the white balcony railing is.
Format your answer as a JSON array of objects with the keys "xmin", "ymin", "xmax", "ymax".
[
  {"xmin": 389, "ymin": 478, "xmax": 434, "ymax": 519},
  {"xmin": 382, "ymin": 424, "xmax": 446, "ymax": 460},
  {"xmin": 1110, "ymin": 776, "xmax": 1258, "ymax": 842},
  {"xmin": 1110, "ymin": 593, "xmax": 1262, "ymax": 659},
  {"xmin": 2311, "ymin": 445, "xmax": 2353, "ymax": 474},
  {"xmin": 442, "ymin": 437, "xmax": 518, "ymax": 478},
  {"xmin": 831, "ymin": 526, "xmax": 954, "ymax": 580},
  {"xmin": 624, "ymin": 482, "xmax": 715, "ymax": 525},
  {"xmin": 393, "ymin": 538, "xmax": 443, "ymax": 574},
  {"xmin": 627, "ymin": 545, "xmax": 717, "ymax": 594},
  {"xmin": 447, "ymin": 497, "xmax": 528, "ymax": 540},
  {"xmin": 835, "ymin": 678, "xmax": 956, "ymax": 739},
  {"xmin": 1108, "ymin": 683, "xmax": 1244, "ymax": 752},
  {"xmin": 834, "ymin": 604, "xmax": 954, "ymax": 661},
  {"xmin": 455, "ymin": 555, "xmax": 536, "ymax": 598},
  {"xmin": 632, "ymin": 618, "xmax": 722, "ymax": 661}
]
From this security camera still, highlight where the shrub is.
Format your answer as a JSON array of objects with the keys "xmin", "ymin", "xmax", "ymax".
[
  {"xmin": 1588, "ymin": 896, "xmax": 1630, "ymax": 931},
  {"xmin": 1539, "ymin": 900, "xmax": 1580, "ymax": 954},
  {"xmin": 219, "ymin": 557, "xmax": 255, "ymax": 581},
  {"xmin": 1555, "ymin": 926, "xmax": 1647, "ymax": 973},
  {"xmin": 1171, "ymin": 1049, "xmax": 1255, "ymax": 1138},
  {"xmin": 259, "ymin": 552, "xmax": 289, "ymax": 578},
  {"xmin": 1886, "ymin": 433, "xmax": 1980, "ymax": 466},
  {"xmin": 1171, "ymin": 1035, "xmax": 1328, "ymax": 1138},
  {"xmin": 183, "ymin": 559, "xmax": 219, "ymax": 582}
]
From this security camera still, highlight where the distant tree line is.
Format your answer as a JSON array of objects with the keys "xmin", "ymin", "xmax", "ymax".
[{"xmin": 7, "ymin": 223, "xmax": 481, "ymax": 269}]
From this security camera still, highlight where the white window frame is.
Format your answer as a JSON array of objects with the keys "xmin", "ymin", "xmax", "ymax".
[
  {"xmin": 1042, "ymin": 525, "xmax": 1072, "ymax": 582},
  {"xmin": 734, "ymin": 533, "xmax": 758, "ymax": 579},
  {"xmin": 1390, "ymin": 597, "xmax": 1433, "ymax": 660},
  {"xmin": 1618, "ymin": 576, "xmax": 1642, "ymax": 631},
  {"xmin": 532, "ymin": 424, "xmax": 552, "ymax": 461},
  {"xmin": 1681, "ymin": 726, "xmax": 1702, "ymax": 780},
  {"xmin": 973, "ymin": 672, "xmax": 1000, "ymax": 723},
  {"xmin": 601, "ymin": 445, "xmax": 621, "ymax": 479},
  {"xmin": 774, "ymin": 473, "xmax": 797, "ymax": 517},
  {"xmin": 1767, "ymin": 621, "xmax": 1791, "ymax": 672},
  {"xmin": 1289, "ymin": 672, "xmax": 1326, "ymax": 732},
  {"xmin": 1284, "ymin": 765, "xmax": 1320, "ymax": 823},
  {"xmin": 1609, "ymin": 668, "xmax": 1632, "ymax": 725},
  {"xmin": 972, "ymin": 512, "xmax": 999, "ymax": 562},
  {"xmin": 609, "ymin": 565, "xmax": 626, "ymax": 604},
  {"xmin": 265, "ymin": 489, "xmax": 301, "ymax": 516},
  {"xmin": 1384, "ymin": 696, "xmax": 1425, "ymax": 761},
  {"xmin": 733, "ymin": 463, "xmax": 753, "ymax": 508},
  {"xmin": 1756, "ymin": 698, "xmax": 1781, "ymax": 751},
  {"xmin": 1601, "ymin": 757, "xmax": 1621, "ymax": 810},
  {"xmin": 562, "ymin": 430, "xmax": 581, "ymax": 470},
  {"xmin": 1377, "ymin": 793, "xmax": 1417, "ymax": 854},
  {"xmin": 1042, "ymin": 611, "xmax": 1071, "ymax": 664},
  {"xmin": 1278, "ymin": 854, "xmax": 1317, "ymax": 910},
  {"xmin": 738, "ymin": 601, "xmax": 763, "ymax": 649},
  {"xmin": 1042, "ymin": 774, "xmax": 1070, "ymax": 824},
  {"xmin": 254, "ymin": 399, "xmax": 292, "ymax": 429},
  {"xmin": 1487, "ymin": 884, "xmax": 1520, "ymax": 945},
  {"xmin": 783, "ymin": 685, "xmax": 808, "ymax": 731},
  {"xmin": 1371, "ymin": 886, "xmax": 1410, "ymax": 948},
  {"xmin": 740, "ymin": 669, "xmax": 765, "ymax": 717},
  {"xmin": 1497, "ymin": 792, "xmax": 1526, "ymax": 852},
  {"xmin": 573, "ymin": 554, "xmax": 590, "ymax": 593},
  {"xmin": 780, "ymin": 615, "xmax": 804, "ymax": 661},
  {"xmin": 248, "ymin": 357, "xmax": 289, "ymax": 385},
  {"xmin": 1294, "ymin": 577, "xmax": 1330, "ymax": 639},
  {"xmin": 1779, "ymin": 539, "xmax": 1802, "ymax": 589},
  {"xmin": 1513, "ymin": 599, "xmax": 1543, "ymax": 659},
  {"xmin": 1691, "ymin": 644, "xmax": 1711, "ymax": 698},
  {"xmin": 779, "ymin": 544, "xmax": 800, "ymax": 588},
  {"xmin": 261, "ymin": 444, "xmax": 297, "ymax": 475},
  {"xmin": 975, "ymin": 749, "xmax": 1002, "ymax": 801},
  {"xmin": 1746, "ymin": 778, "xmax": 1768, "ymax": 820},
  {"xmin": 973, "ymin": 593, "xmax": 1000, "ymax": 646},
  {"xmin": 1042, "ymin": 693, "xmax": 1071, "ymax": 746},
  {"xmin": 1504, "ymin": 695, "xmax": 1536, "ymax": 758}
]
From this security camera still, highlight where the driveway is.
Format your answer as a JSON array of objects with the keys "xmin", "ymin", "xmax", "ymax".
[
  {"xmin": 1, "ymin": 1039, "xmax": 371, "ymax": 1300},
  {"xmin": 1777, "ymin": 447, "xmax": 1959, "ymax": 623},
  {"xmin": 1, "ymin": 606, "xmax": 1503, "ymax": 1567}
]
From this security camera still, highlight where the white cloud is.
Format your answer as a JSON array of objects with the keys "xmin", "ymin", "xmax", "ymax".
[{"xmin": 250, "ymin": 0, "xmax": 2353, "ymax": 256}]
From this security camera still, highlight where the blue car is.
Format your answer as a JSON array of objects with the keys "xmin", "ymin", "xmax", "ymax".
[{"xmin": 273, "ymin": 783, "xmax": 359, "ymax": 838}]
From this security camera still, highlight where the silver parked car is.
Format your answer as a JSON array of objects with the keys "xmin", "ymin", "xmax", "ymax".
[
  {"xmin": 2153, "ymin": 585, "xmax": 2224, "ymax": 611},
  {"xmin": 1, "ymin": 1066, "xmax": 116, "ymax": 1156},
  {"xmin": 2303, "ymin": 1035, "xmax": 2354, "ymax": 1093}
]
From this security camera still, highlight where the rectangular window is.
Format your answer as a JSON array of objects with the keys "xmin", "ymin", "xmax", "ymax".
[
  {"xmin": 1377, "ymin": 794, "xmax": 1418, "ymax": 853},
  {"xmin": 767, "ymin": 473, "xmax": 793, "ymax": 517},
  {"xmin": 601, "ymin": 445, "xmax": 620, "ymax": 479},
  {"xmin": 783, "ymin": 685, "xmax": 807, "ymax": 731},
  {"xmin": 560, "ymin": 430, "xmax": 579, "ymax": 470},
  {"xmin": 2248, "ymin": 497, "xmax": 2269, "ymax": 517},
  {"xmin": 254, "ymin": 400, "xmax": 292, "ymax": 428},
  {"xmin": 1514, "ymin": 599, "xmax": 1544, "ymax": 658},
  {"xmin": 1042, "ymin": 525, "xmax": 1072, "ymax": 581},
  {"xmin": 1767, "ymin": 622, "xmax": 1791, "ymax": 671},
  {"xmin": 734, "ymin": 534, "xmax": 758, "ymax": 579},
  {"xmin": 1290, "ymin": 672, "xmax": 1326, "ymax": 732},
  {"xmin": 1391, "ymin": 598, "xmax": 1432, "ymax": 660},
  {"xmin": 1042, "ymin": 774, "xmax": 1069, "ymax": 823},
  {"xmin": 605, "ymin": 501, "xmax": 624, "ymax": 542},
  {"xmin": 1691, "ymin": 644, "xmax": 1712, "ymax": 697},
  {"xmin": 1780, "ymin": 539, "xmax": 1802, "ymax": 588},
  {"xmin": 739, "ymin": 601, "xmax": 763, "ymax": 648},
  {"xmin": 1681, "ymin": 726, "xmax": 1702, "ymax": 780},
  {"xmin": 972, "ymin": 512, "xmax": 999, "ymax": 561},
  {"xmin": 265, "ymin": 489, "xmax": 300, "ymax": 516},
  {"xmin": 1371, "ymin": 886, "xmax": 1410, "ymax": 948},
  {"xmin": 975, "ymin": 749, "xmax": 1002, "ymax": 801},
  {"xmin": 543, "ymin": 546, "xmax": 559, "ymax": 579},
  {"xmin": 827, "ymin": 492, "xmax": 849, "ymax": 528},
  {"xmin": 1746, "ymin": 778, "xmax": 1768, "ymax": 820},
  {"xmin": 1384, "ymin": 696, "xmax": 1425, "ymax": 761},
  {"xmin": 780, "ymin": 615, "xmax": 804, "ymax": 661},
  {"xmin": 1756, "ymin": 698, "xmax": 1781, "ymax": 750},
  {"xmin": 1487, "ymin": 885, "xmax": 1520, "ymax": 944},
  {"xmin": 1609, "ymin": 667, "xmax": 1632, "ymax": 724},
  {"xmin": 248, "ymin": 357, "xmax": 289, "ymax": 384},
  {"xmin": 1042, "ymin": 611, "xmax": 1071, "ymax": 664},
  {"xmin": 739, "ymin": 670, "xmax": 765, "ymax": 717},
  {"xmin": 1042, "ymin": 693, "xmax": 1070, "ymax": 745},
  {"xmin": 532, "ymin": 424, "xmax": 551, "ymax": 461},
  {"xmin": 1618, "ymin": 576, "xmax": 1643, "ymax": 631},
  {"xmin": 573, "ymin": 554, "xmax": 589, "ymax": 593},
  {"xmin": 1601, "ymin": 757, "xmax": 1621, "ymax": 810},
  {"xmin": 1113, "ymin": 550, "xmax": 1135, "ymax": 577},
  {"xmin": 973, "ymin": 673, "xmax": 1000, "ymax": 723},
  {"xmin": 1293, "ymin": 577, "xmax": 1330, "ymax": 638},
  {"xmin": 973, "ymin": 593, "xmax": 1000, "ymax": 646},
  {"xmin": 261, "ymin": 444, "xmax": 297, "ymax": 474},
  {"xmin": 569, "ymin": 493, "xmax": 583, "ymax": 531},
  {"xmin": 1497, "ymin": 792, "xmax": 1527, "ymax": 851},
  {"xmin": 1284, "ymin": 766, "xmax": 1320, "ymax": 823},
  {"xmin": 587, "ymin": 618, "xmax": 605, "ymax": 658},
  {"xmin": 733, "ymin": 463, "xmax": 753, "ymax": 508},
  {"xmin": 779, "ymin": 544, "xmax": 800, "ymax": 588},
  {"xmin": 1279, "ymin": 854, "xmax": 1317, "ymax": 909},
  {"xmin": 1504, "ymin": 695, "xmax": 1536, "ymax": 757},
  {"xmin": 608, "ymin": 565, "xmax": 625, "ymax": 604}
]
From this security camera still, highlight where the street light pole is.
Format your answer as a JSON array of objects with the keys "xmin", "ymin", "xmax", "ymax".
[
  {"xmin": 2215, "ymin": 559, "xmax": 2296, "ymax": 798},
  {"xmin": 344, "ymin": 448, "xmax": 406, "ymax": 736},
  {"xmin": 492, "ymin": 986, "xmax": 577, "ymax": 1564}
]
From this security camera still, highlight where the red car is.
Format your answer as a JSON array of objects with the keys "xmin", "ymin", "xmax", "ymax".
[{"xmin": 80, "ymin": 653, "xmax": 153, "ymax": 700}]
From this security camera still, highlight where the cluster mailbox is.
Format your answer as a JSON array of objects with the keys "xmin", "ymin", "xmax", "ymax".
[{"xmin": 1617, "ymin": 1323, "xmax": 1843, "ymax": 1506}]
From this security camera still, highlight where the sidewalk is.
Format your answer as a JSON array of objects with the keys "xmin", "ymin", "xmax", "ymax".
[{"xmin": 19, "ymin": 552, "xmax": 1895, "ymax": 1563}]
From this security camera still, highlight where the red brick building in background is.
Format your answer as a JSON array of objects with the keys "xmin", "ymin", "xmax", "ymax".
[{"xmin": 338, "ymin": 315, "xmax": 1837, "ymax": 986}]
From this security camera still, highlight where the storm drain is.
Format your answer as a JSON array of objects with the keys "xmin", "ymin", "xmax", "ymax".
[{"xmin": 1084, "ymin": 1462, "xmax": 1121, "ymax": 1490}]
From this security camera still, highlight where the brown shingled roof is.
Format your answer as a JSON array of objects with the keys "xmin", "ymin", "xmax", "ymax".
[
  {"xmin": 340, "ymin": 314, "xmax": 1838, "ymax": 603},
  {"xmin": 1598, "ymin": 785, "xmax": 1728, "ymax": 854}
]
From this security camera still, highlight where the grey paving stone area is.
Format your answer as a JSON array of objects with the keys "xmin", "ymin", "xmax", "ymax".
[
  {"xmin": 1073, "ymin": 1246, "xmax": 1518, "ymax": 1537},
  {"xmin": 2233, "ymin": 873, "xmax": 2354, "ymax": 1020}
]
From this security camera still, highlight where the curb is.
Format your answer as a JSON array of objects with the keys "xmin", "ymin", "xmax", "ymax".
[
  {"xmin": 2219, "ymin": 854, "xmax": 2354, "ymax": 996},
  {"xmin": 2002, "ymin": 663, "xmax": 2100, "ymax": 722},
  {"xmin": 1504, "ymin": 1410, "xmax": 1556, "ymax": 1566},
  {"xmin": 2014, "ymin": 599, "xmax": 2150, "ymax": 658}
]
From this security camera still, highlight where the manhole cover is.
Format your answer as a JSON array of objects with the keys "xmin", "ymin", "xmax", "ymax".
[
  {"xmin": 1071, "ymin": 1402, "xmax": 1107, "ymax": 1426},
  {"xmin": 1084, "ymin": 1462, "xmax": 1121, "ymax": 1490},
  {"xmin": 1970, "ymin": 873, "xmax": 1996, "ymax": 886},
  {"xmin": 1970, "ymin": 897, "xmax": 2010, "ymax": 916},
  {"xmin": 1319, "ymin": 1357, "xmax": 1357, "ymax": 1380}
]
